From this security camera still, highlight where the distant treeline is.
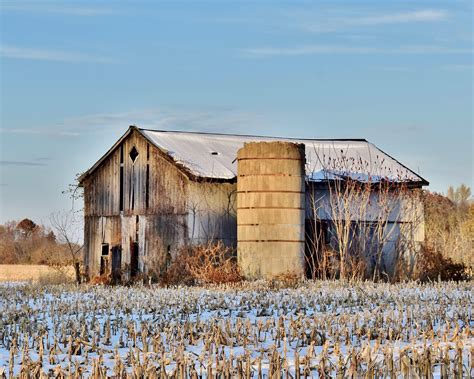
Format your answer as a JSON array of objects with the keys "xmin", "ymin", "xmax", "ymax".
[
  {"xmin": 421, "ymin": 185, "xmax": 473, "ymax": 280},
  {"xmin": 0, "ymin": 217, "xmax": 81, "ymax": 266}
]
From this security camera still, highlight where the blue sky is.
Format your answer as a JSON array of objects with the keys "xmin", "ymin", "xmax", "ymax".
[{"xmin": 0, "ymin": 0, "xmax": 472, "ymax": 224}]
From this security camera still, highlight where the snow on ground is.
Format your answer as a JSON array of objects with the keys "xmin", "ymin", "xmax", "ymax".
[{"xmin": 0, "ymin": 280, "xmax": 472, "ymax": 377}]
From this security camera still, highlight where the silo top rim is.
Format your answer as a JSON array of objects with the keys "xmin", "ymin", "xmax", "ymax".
[{"xmin": 238, "ymin": 141, "xmax": 306, "ymax": 160}]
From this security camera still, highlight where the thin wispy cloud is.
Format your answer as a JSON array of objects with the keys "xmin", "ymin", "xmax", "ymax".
[
  {"xmin": 355, "ymin": 10, "xmax": 447, "ymax": 25},
  {"xmin": 1, "ymin": 108, "xmax": 263, "ymax": 137},
  {"xmin": 0, "ymin": 160, "xmax": 48, "ymax": 167},
  {"xmin": 63, "ymin": 108, "xmax": 262, "ymax": 134},
  {"xmin": 1, "ymin": 3, "xmax": 115, "ymax": 16},
  {"xmin": 0, "ymin": 45, "xmax": 114, "ymax": 63},
  {"xmin": 441, "ymin": 64, "xmax": 473, "ymax": 71},
  {"xmin": 240, "ymin": 44, "xmax": 471, "ymax": 57},
  {"xmin": 0, "ymin": 128, "xmax": 80, "ymax": 137},
  {"xmin": 301, "ymin": 9, "xmax": 447, "ymax": 33}
]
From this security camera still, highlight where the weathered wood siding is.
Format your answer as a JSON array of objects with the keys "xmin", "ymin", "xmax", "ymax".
[
  {"xmin": 84, "ymin": 129, "xmax": 188, "ymax": 217},
  {"xmin": 83, "ymin": 129, "xmax": 236, "ymax": 278},
  {"xmin": 83, "ymin": 216, "xmax": 121, "ymax": 276},
  {"xmin": 187, "ymin": 181, "xmax": 237, "ymax": 246},
  {"xmin": 84, "ymin": 149, "xmax": 121, "ymax": 217},
  {"xmin": 83, "ymin": 129, "xmax": 189, "ymax": 277}
]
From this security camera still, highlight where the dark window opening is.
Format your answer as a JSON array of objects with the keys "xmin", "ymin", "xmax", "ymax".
[
  {"xmin": 147, "ymin": 143, "xmax": 150, "ymax": 160},
  {"xmin": 145, "ymin": 164, "xmax": 150, "ymax": 209},
  {"xmin": 130, "ymin": 241, "xmax": 139, "ymax": 277},
  {"xmin": 130, "ymin": 166, "xmax": 135, "ymax": 211},
  {"xmin": 111, "ymin": 245, "xmax": 122, "ymax": 283},
  {"xmin": 129, "ymin": 146, "xmax": 139, "ymax": 163},
  {"xmin": 119, "ymin": 145, "xmax": 124, "ymax": 212},
  {"xmin": 135, "ymin": 215, "xmax": 139, "ymax": 239},
  {"xmin": 131, "ymin": 178, "xmax": 134, "ymax": 210},
  {"xmin": 304, "ymin": 219, "xmax": 330, "ymax": 279},
  {"xmin": 119, "ymin": 165, "xmax": 124, "ymax": 211},
  {"xmin": 211, "ymin": 151, "xmax": 219, "ymax": 155},
  {"xmin": 100, "ymin": 244, "xmax": 109, "ymax": 275}
]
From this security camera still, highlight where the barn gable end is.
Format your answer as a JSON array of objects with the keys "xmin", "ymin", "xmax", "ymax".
[
  {"xmin": 82, "ymin": 129, "xmax": 191, "ymax": 279},
  {"xmin": 81, "ymin": 128, "xmax": 237, "ymax": 280}
]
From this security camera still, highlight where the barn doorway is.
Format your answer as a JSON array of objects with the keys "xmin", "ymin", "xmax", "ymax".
[
  {"xmin": 100, "ymin": 244, "xmax": 109, "ymax": 276},
  {"xmin": 305, "ymin": 219, "xmax": 329, "ymax": 279},
  {"xmin": 305, "ymin": 219, "xmax": 316, "ymax": 278},
  {"xmin": 111, "ymin": 245, "xmax": 122, "ymax": 283},
  {"xmin": 130, "ymin": 241, "xmax": 139, "ymax": 278}
]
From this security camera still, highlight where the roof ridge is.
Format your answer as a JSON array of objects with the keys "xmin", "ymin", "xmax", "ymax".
[{"xmin": 135, "ymin": 125, "xmax": 368, "ymax": 142}]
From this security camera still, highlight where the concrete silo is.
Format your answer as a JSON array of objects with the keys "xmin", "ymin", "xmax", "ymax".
[{"xmin": 237, "ymin": 142, "xmax": 306, "ymax": 278}]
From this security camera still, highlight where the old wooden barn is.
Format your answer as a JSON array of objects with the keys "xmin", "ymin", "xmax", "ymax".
[{"xmin": 79, "ymin": 126, "xmax": 428, "ymax": 280}]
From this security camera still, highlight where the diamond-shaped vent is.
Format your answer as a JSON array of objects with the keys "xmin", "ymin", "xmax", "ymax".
[{"xmin": 129, "ymin": 146, "xmax": 139, "ymax": 163}]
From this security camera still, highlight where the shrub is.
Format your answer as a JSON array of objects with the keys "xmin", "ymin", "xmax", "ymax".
[
  {"xmin": 414, "ymin": 244, "xmax": 471, "ymax": 282},
  {"xmin": 90, "ymin": 273, "xmax": 112, "ymax": 285},
  {"xmin": 161, "ymin": 241, "xmax": 242, "ymax": 286},
  {"xmin": 423, "ymin": 190, "xmax": 473, "ymax": 270}
]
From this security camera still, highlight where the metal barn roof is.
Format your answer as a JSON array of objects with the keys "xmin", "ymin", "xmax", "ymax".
[
  {"xmin": 79, "ymin": 126, "xmax": 428, "ymax": 185},
  {"xmin": 140, "ymin": 128, "xmax": 428, "ymax": 185}
]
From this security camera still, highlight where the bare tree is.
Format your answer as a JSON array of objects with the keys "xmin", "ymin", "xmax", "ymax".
[
  {"xmin": 306, "ymin": 144, "xmax": 424, "ymax": 281},
  {"xmin": 50, "ymin": 211, "xmax": 83, "ymax": 284},
  {"xmin": 447, "ymin": 184, "xmax": 471, "ymax": 210}
]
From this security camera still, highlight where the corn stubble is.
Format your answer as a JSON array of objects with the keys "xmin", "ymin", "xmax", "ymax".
[{"xmin": 0, "ymin": 281, "xmax": 472, "ymax": 378}]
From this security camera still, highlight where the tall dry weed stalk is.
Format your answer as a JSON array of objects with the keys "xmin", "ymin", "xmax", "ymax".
[{"xmin": 306, "ymin": 144, "xmax": 424, "ymax": 281}]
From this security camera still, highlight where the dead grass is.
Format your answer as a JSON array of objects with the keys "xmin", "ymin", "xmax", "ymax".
[
  {"xmin": 161, "ymin": 241, "xmax": 242, "ymax": 285},
  {"xmin": 268, "ymin": 272, "xmax": 303, "ymax": 289},
  {"xmin": 90, "ymin": 273, "xmax": 112, "ymax": 285},
  {"xmin": 0, "ymin": 264, "xmax": 75, "ymax": 284}
]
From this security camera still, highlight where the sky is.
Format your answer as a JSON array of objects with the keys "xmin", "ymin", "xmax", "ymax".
[{"xmin": 0, "ymin": 0, "xmax": 472, "ymax": 225}]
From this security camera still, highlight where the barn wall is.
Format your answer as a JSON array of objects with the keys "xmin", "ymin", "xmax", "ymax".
[
  {"xmin": 186, "ymin": 181, "xmax": 237, "ymax": 247},
  {"xmin": 84, "ymin": 129, "xmax": 188, "ymax": 217},
  {"xmin": 121, "ymin": 131, "xmax": 188, "ymax": 216},
  {"xmin": 83, "ymin": 215, "xmax": 122, "ymax": 277},
  {"xmin": 83, "ymin": 130, "xmax": 237, "ymax": 279},
  {"xmin": 305, "ymin": 183, "xmax": 424, "ymax": 275},
  {"xmin": 83, "ymin": 149, "xmax": 121, "ymax": 217},
  {"xmin": 83, "ymin": 130, "xmax": 190, "ymax": 278},
  {"xmin": 306, "ymin": 184, "xmax": 423, "ymax": 224}
]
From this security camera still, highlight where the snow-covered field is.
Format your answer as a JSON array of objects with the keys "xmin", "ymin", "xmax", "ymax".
[{"xmin": 0, "ymin": 280, "xmax": 472, "ymax": 378}]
